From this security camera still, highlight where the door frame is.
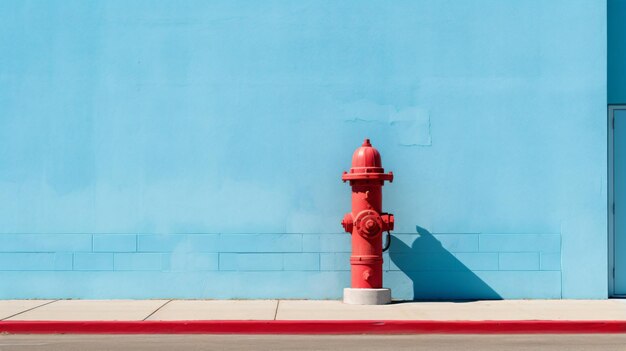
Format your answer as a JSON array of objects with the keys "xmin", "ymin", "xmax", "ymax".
[{"xmin": 609, "ymin": 105, "xmax": 626, "ymax": 297}]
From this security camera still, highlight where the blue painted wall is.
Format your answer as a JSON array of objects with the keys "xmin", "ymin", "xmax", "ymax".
[
  {"xmin": 0, "ymin": 0, "xmax": 607, "ymax": 299},
  {"xmin": 609, "ymin": 0, "xmax": 626, "ymax": 104}
]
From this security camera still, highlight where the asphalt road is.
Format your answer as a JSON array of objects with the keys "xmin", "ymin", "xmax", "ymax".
[{"xmin": 1, "ymin": 334, "xmax": 626, "ymax": 351}]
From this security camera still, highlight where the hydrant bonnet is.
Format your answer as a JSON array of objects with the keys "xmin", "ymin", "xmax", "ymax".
[{"xmin": 342, "ymin": 139, "xmax": 393, "ymax": 182}]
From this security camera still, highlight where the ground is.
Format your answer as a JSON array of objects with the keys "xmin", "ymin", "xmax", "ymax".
[{"xmin": 1, "ymin": 334, "xmax": 626, "ymax": 351}]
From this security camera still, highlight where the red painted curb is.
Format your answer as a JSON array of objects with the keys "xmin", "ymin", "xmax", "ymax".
[{"xmin": 1, "ymin": 320, "xmax": 626, "ymax": 334}]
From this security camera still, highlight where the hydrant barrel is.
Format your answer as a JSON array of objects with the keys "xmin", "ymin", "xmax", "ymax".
[{"xmin": 342, "ymin": 139, "xmax": 394, "ymax": 290}]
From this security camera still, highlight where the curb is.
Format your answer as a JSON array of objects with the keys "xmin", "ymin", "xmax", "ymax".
[{"xmin": 1, "ymin": 320, "xmax": 626, "ymax": 334}]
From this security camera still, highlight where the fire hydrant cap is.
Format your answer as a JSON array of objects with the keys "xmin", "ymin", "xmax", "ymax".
[
  {"xmin": 352, "ymin": 139, "xmax": 382, "ymax": 169},
  {"xmin": 342, "ymin": 138, "xmax": 393, "ymax": 182}
]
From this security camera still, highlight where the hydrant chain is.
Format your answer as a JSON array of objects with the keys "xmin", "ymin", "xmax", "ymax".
[{"xmin": 382, "ymin": 230, "xmax": 391, "ymax": 253}]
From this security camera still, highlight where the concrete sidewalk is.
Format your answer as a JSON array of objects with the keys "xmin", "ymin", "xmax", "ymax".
[{"xmin": 1, "ymin": 299, "xmax": 625, "ymax": 321}]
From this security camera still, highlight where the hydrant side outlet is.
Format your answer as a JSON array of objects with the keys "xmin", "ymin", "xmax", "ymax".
[{"xmin": 341, "ymin": 138, "xmax": 393, "ymax": 305}]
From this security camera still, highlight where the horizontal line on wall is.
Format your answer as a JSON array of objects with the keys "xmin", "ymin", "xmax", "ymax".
[
  {"xmin": 0, "ymin": 233, "xmax": 562, "ymax": 236},
  {"xmin": 0, "ymin": 269, "xmax": 563, "ymax": 272},
  {"xmin": 384, "ymin": 270, "xmax": 561, "ymax": 272},
  {"xmin": 0, "ymin": 251, "xmax": 560, "ymax": 255},
  {"xmin": 0, "ymin": 233, "xmax": 345, "ymax": 235}
]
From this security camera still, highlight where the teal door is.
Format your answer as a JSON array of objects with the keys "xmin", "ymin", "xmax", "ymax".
[{"xmin": 614, "ymin": 108, "xmax": 626, "ymax": 295}]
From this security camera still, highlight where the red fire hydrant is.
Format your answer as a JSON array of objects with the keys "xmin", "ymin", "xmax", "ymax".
[{"xmin": 341, "ymin": 138, "xmax": 394, "ymax": 304}]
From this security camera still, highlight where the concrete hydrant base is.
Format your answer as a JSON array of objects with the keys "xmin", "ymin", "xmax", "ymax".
[{"xmin": 343, "ymin": 288, "xmax": 392, "ymax": 305}]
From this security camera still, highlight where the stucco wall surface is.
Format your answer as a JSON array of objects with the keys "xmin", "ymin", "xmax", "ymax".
[
  {"xmin": 0, "ymin": 0, "xmax": 607, "ymax": 299},
  {"xmin": 609, "ymin": 0, "xmax": 626, "ymax": 104}
]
